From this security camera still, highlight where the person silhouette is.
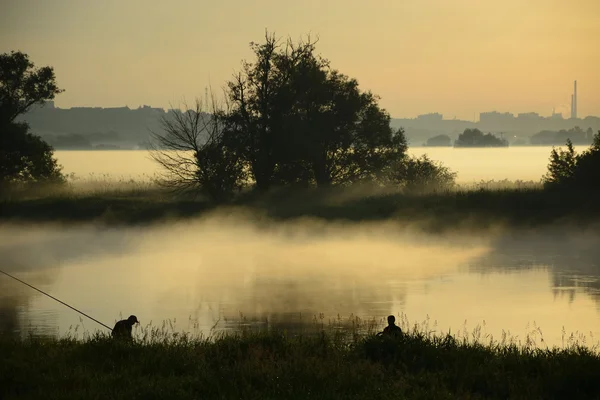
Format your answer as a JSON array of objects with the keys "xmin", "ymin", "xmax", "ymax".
[
  {"xmin": 111, "ymin": 315, "xmax": 139, "ymax": 340},
  {"xmin": 378, "ymin": 315, "xmax": 402, "ymax": 338}
]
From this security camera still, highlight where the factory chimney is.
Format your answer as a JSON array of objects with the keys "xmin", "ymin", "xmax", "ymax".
[
  {"xmin": 573, "ymin": 80, "xmax": 577, "ymax": 119},
  {"xmin": 571, "ymin": 95, "xmax": 574, "ymax": 119}
]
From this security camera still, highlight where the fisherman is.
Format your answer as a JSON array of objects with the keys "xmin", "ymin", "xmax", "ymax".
[
  {"xmin": 377, "ymin": 315, "xmax": 403, "ymax": 338},
  {"xmin": 112, "ymin": 315, "xmax": 139, "ymax": 340}
]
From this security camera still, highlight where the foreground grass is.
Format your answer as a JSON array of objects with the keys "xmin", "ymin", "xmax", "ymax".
[
  {"xmin": 3, "ymin": 327, "xmax": 600, "ymax": 400},
  {"xmin": 2, "ymin": 180, "xmax": 600, "ymax": 233}
]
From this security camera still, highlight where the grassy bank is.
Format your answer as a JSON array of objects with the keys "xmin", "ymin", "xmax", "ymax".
[
  {"xmin": 1, "ymin": 181, "xmax": 600, "ymax": 233},
  {"xmin": 3, "ymin": 328, "xmax": 600, "ymax": 400}
]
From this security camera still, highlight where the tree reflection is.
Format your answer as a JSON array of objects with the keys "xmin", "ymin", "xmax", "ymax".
[{"xmin": 468, "ymin": 229, "xmax": 600, "ymax": 306}]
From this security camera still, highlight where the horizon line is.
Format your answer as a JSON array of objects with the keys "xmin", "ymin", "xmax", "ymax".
[{"xmin": 35, "ymin": 102, "xmax": 600, "ymax": 121}]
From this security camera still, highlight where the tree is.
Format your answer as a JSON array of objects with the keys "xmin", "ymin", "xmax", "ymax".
[
  {"xmin": 543, "ymin": 132, "xmax": 600, "ymax": 190},
  {"xmin": 0, "ymin": 51, "xmax": 64, "ymax": 189},
  {"xmin": 148, "ymin": 98, "xmax": 246, "ymax": 201},
  {"xmin": 0, "ymin": 51, "xmax": 63, "ymax": 123},
  {"xmin": 454, "ymin": 129, "xmax": 508, "ymax": 147},
  {"xmin": 221, "ymin": 31, "xmax": 407, "ymax": 191},
  {"xmin": 221, "ymin": 33, "xmax": 317, "ymax": 192},
  {"xmin": 0, "ymin": 121, "xmax": 64, "ymax": 187},
  {"xmin": 387, "ymin": 154, "xmax": 456, "ymax": 192},
  {"xmin": 543, "ymin": 139, "xmax": 578, "ymax": 187},
  {"xmin": 426, "ymin": 134, "xmax": 451, "ymax": 147}
]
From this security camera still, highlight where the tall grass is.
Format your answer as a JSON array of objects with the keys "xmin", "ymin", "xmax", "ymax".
[
  {"xmin": 3, "ymin": 314, "xmax": 600, "ymax": 400},
  {"xmin": 2, "ymin": 177, "xmax": 599, "ymax": 232}
]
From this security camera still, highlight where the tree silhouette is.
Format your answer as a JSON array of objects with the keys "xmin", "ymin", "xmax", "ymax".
[
  {"xmin": 0, "ymin": 122, "xmax": 64, "ymax": 186},
  {"xmin": 148, "ymin": 98, "xmax": 246, "ymax": 200},
  {"xmin": 149, "ymin": 32, "xmax": 454, "ymax": 198},
  {"xmin": 387, "ymin": 154, "xmax": 456, "ymax": 192},
  {"xmin": 544, "ymin": 131, "xmax": 600, "ymax": 190},
  {"xmin": 0, "ymin": 51, "xmax": 64, "ymax": 189},
  {"xmin": 454, "ymin": 129, "xmax": 508, "ymax": 148},
  {"xmin": 221, "ymin": 31, "xmax": 408, "ymax": 191},
  {"xmin": 0, "ymin": 51, "xmax": 63, "ymax": 123},
  {"xmin": 426, "ymin": 134, "xmax": 452, "ymax": 147}
]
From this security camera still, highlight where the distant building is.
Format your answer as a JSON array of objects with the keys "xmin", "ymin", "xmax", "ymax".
[
  {"xmin": 417, "ymin": 113, "xmax": 443, "ymax": 121},
  {"xmin": 105, "ymin": 106, "xmax": 130, "ymax": 111},
  {"xmin": 517, "ymin": 112, "xmax": 540, "ymax": 119},
  {"xmin": 479, "ymin": 111, "xmax": 515, "ymax": 127}
]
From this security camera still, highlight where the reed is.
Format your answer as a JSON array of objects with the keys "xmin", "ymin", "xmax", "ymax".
[{"xmin": 3, "ymin": 314, "xmax": 599, "ymax": 400}]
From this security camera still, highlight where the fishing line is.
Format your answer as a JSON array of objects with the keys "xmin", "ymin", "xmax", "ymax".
[{"xmin": 0, "ymin": 269, "xmax": 113, "ymax": 331}]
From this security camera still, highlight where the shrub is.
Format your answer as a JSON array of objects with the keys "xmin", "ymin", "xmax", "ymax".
[
  {"xmin": 387, "ymin": 154, "xmax": 457, "ymax": 192},
  {"xmin": 544, "ymin": 131, "xmax": 600, "ymax": 190}
]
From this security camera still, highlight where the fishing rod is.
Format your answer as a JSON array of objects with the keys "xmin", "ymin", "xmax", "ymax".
[{"xmin": 0, "ymin": 269, "xmax": 113, "ymax": 332}]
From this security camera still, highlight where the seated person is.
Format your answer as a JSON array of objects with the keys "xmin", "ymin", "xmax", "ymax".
[
  {"xmin": 377, "ymin": 315, "xmax": 402, "ymax": 337},
  {"xmin": 112, "ymin": 315, "xmax": 139, "ymax": 340}
]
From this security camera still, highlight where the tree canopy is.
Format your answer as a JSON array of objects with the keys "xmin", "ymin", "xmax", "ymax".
[
  {"xmin": 0, "ymin": 51, "xmax": 64, "ymax": 189},
  {"xmin": 0, "ymin": 121, "xmax": 64, "ymax": 185},
  {"xmin": 454, "ymin": 129, "xmax": 508, "ymax": 148},
  {"xmin": 150, "ymin": 32, "xmax": 455, "ymax": 199},
  {"xmin": 544, "ymin": 132, "xmax": 600, "ymax": 190},
  {"xmin": 220, "ymin": 32, "xmax": 407, "ymax": 192},
  {"xmin": 0, "ymin": 51, "xmax": 63, "ymax": 124}
]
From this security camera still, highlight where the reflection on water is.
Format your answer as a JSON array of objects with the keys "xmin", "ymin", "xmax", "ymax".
[{"xmin": 1, "ymin": 216, "xmax": 599, "ymax": 348}]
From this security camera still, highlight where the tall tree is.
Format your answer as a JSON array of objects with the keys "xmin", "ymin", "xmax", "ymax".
[
  {"xmin": 222, "ymin": 33, "xmax": 319, "ymax": 191},
  {"xmin": 222, "ymin": 32, "xmax": 408, "ymax": 190},
  {"xmin": 0, "ymin": 51, "xmax": 63, "ymax": 123},
  {"xmin": 0, "ymin": 51, "xmax": 64, "ymax": 189}
]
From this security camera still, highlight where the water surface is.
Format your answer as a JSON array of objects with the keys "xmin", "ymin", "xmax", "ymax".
[
  {"xmin": 54, "ymin": 146, "xmax": 591, "ymax": 184},
  {"xmin": 1, "ymin": 217, "xmax": 599, "ymax": 348}
]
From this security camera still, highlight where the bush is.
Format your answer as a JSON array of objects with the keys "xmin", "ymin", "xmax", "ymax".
[
  {"xmin": 387, "ymin": 154, "xmax": 457, "ymax": 192},
  {"xmin": 544, "ymin": 132, "xmax": 600, "ymax": 190},
  {"xmin": 0, "ymin": 121, "xmax": 65, "ymax": 191}
]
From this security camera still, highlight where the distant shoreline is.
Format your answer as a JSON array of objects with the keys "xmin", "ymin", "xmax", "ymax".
[
  {"xmin": 52, "ymin": 144, "xmax": 589, "ymax": 151},
  {"xmin": 2, "ymin": 186, "xmax": 599, "ymax": 233}
]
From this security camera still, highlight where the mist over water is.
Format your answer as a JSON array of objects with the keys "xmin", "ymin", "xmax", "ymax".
[{"xmin": 1, "ymin": 213, "xmax": 600, "ymax": 348}]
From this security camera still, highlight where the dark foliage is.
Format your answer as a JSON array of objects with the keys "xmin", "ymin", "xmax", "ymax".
[
  {"xmin": 387, "ymin": 154, "xmax": 457, "ymax": 192},
  {"xmin": 531, "ymin": 126, "xmax": 595, "ymax": 146},
  {"xmin": 149, "ymin": 99, "xmax": 246, "ymax": 201},
  {"xmin": 221, "ymin": 31, "xmax": 408, "ymax": 192},
  {"xmin": 0, "ymin": 51, "xmax": 65, "ymax": 189},
  {"xmin": 0, "ymin": 51, "xmax": 63, "ymax": 123},
  {"xmin": 2, "ymin": 331, "xmax": 600, "ymax": 400},
  {"xmin": 454, "ymin": 128, "xmax": 508, "ymax": 148},
  {"xmin": 426, "ymin": 134, "xmax": 452, "ymax": 147},
  {"xmin": 543, "ymin": 131, "xmax": 600, "ymax": 190},
  {"xmin": 0, "ymin": 121, "xmax": 64, "ymax": 190}
]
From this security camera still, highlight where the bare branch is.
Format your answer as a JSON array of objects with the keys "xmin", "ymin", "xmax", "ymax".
[{"xmin": 148, "ymin": 91, "xmax": 246, "ymax": 200}]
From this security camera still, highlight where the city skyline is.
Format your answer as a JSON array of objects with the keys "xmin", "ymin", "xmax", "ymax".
[
  {"xmin": 39, "ymin": 97, "xmax": 599, "ymax": 122},
  {"xmin": 2, "ymin": 0, "xmax": 599, "ymax": 120}
]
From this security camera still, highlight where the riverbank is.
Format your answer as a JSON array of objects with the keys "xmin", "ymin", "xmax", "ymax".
[
  {"xmin": 2, "ymin": 328, "xmax": 599, "ymax": 400},
  {"xmin": 1, "ymin": 183, "xmax": 599, "ymax": 233}
]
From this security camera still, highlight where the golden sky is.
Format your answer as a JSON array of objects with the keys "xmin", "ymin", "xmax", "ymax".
[{"xmin": 1, "ymin": 0, "xmax": 599, "ymax": 120}]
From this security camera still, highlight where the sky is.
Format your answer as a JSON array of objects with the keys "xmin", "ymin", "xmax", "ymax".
[{"xmin": 1, "ymin": 0, "xmax": 599, "ymax": 120}]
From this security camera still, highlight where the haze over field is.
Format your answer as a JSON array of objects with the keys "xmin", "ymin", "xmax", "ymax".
[{"xmin": 2, "ymin": 0, "xmax": 599, "ymax": 120}]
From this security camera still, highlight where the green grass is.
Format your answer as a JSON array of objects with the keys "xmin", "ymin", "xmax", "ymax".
[
  {"xmin": 3, "ymin": 321, "xmax": 600, "ymax": 400},
  {"xmin": 1, "ymin": 180, "xmax": 600, "ymax": 233}
]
